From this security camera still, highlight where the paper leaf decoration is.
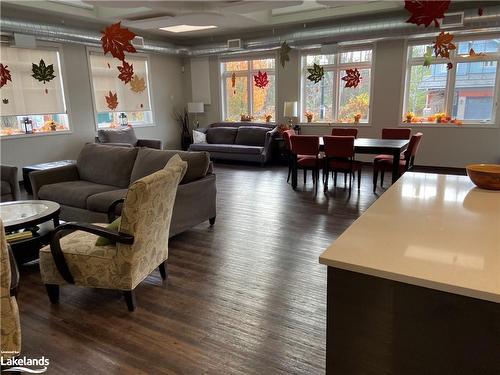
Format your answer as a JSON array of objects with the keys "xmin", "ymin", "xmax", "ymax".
[
  {"xmin": 279, "ymin": 41, "xmax": 291, "ymax": 69},
  {"xmin": 105, "ymin": 91, "xmax": 119, "ymax": 110},
  {"xmin": 254, "ymin": 70, "xmax": 269, "ymax": 89},
  {"xmin": 231, "ymin": 72, "xmax": 236, "ymax": 94},
  {"xmin": 433, "ymin": 31, "xmax": 456, "ymax": 59},
  {"xmin": 423, "ymin": 46, "xmax": 433, "ymax": 67},
  {"xmin": 0, "ymin": 64, "xmax": 12, "ymax": 88},
  {"xmin": 469, "ymin": 48, "xmax": 486, "ymax": 58},
  {"xmin": 32, "ymin": 59, "xmax": 55, "ymax": 84},
  {"xmin": 307, "ymin": 63, "xmax": 324, "ymax": 84},
  {"xmin": 130, "ymin": 75, "xmax": 146, "ymax": 93},
  {"xmin": 341, "ymin": 68, "xmax": 362, "ymax": 88},
  {"xmin": 404, "ymin": 0, "xmax": 450, "ymax": 28},
  {"xmin": 2, "ymin": 99, "xmax": 8, "ymax": 104},
  {"xmin": 478, "ymin": 8, "xmax": 483, "ymax": 16},
  {"xmin": 447, "ymin": 62, "xmax": 453, "ymax": 70},
  {"xmin": 117, "ymin": 60, "xmax": 134, "ymax": 84},
  {"xmin": 101, "ymin": 22, "xmax": 137, "ymax": 61}
]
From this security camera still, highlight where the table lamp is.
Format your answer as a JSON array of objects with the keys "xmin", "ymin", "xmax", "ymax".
[
  {"xmin": 187, "ymin": 102, "xmax": 204, "ymax": 128},
  {"xmin": 284, "ymin": 101, "xmax": 299, "ymax": 131}
]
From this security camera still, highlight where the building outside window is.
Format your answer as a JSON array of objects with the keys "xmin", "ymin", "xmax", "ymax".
[
  {"xmin": 403, "ymin": 37, "xmax": 499, "ymax": 124},
  {"xmin": 0, "ymin": 46, "xmax": 70, "ymax": 136},
  {"xmin": 301, "ymin": 48, "xmax": 373, "ymax": 124},
  {"xmin": 220, "ymin": 58, "xmax": 276, "ymax": 122},
  {"xmin": 88, "ymin": 51, "xmax": 154, "ymax": 129}
]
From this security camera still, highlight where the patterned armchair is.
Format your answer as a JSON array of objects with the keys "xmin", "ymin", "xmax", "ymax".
[
  {"xmin": 1, "ymin": 221, "xmax": 21, "ymax": 360},
  {"xmin": 39, "ymin": 155, "xmax": 187, "ymax": 311}
]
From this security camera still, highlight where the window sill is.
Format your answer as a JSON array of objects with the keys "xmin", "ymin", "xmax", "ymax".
[
  {"xmin": 298, "ymin": 122, "xmax": 372, "ymax": 127},
  {"xmin": 97, "ymin": 123, "xmax": 157, "ymax": 130},
  {"xmin": 0, "ymin": 130, "xmax": 73, "ymax": 140},
  {"xmin": 399, "ymin": 122, "xmax": 498, "ymax": 129}
]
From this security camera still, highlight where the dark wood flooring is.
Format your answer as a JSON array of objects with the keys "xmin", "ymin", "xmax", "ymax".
[{"xmin": 16, "ymin": 163, "xmax": 381, "ymax": 375}]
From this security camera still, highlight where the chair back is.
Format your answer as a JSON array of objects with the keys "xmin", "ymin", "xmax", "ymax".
[
  {"xmin": 404, "ymin": 132, "xmax": 423, "ymax": 168},
  {"xmin": 382, "ymin": 128, "xmax": 411, "ymax": 140},
  {"xmin": 331, "ymin": 128, "xmax": 358, "ymax": 138},
  {"xmin": 282, "ymin": 129, "xmax": 295, "ymax": 151},
  {"xmin": 290, "ymin": 135, "xmax": 319, "ymax": 156},
  {"xmin": 323, "ymin": 136, "xmax": 355, "ymax": 159},
  {"xmin": 119, "ymin": 155, "xmax": 187, "ymax": 283}
]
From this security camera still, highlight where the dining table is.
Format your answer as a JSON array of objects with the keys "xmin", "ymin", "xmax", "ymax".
[{"xmin": 291, "ymin": 137, "xmax": 410, "ymax": 189}]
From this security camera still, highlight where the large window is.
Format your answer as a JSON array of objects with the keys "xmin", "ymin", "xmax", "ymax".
[
  {"xmin": 0, "ymin": 46, "xmax": 69, "ymax": 136},
  {"xmin": 403, "ymin": 37, "xmax": 499, "ymax": 124},
  {"xmin": 301, "ymin": 48, "xmax": 373, "ymax": 124},
  {"xmin": 221, "ymin": 58, "xmax": 276, "ymax": 122},
  {"xmin": 88, "ymin": 51, "xmax": 153, "ymax": 129}
]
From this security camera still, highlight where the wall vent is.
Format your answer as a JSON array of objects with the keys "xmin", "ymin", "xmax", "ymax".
[
  {"xmin": 227, "ymin": 39, "xmax": 242, "ymax": 50},
  {"xmin": 132, "ymin": 36, "xmax": 145, "ymax": 47},
  {"xmin": 440, "ymin": 12, "xmax": 464, "ymax": 28}
]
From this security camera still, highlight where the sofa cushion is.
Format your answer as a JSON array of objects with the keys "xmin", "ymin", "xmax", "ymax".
[
  {"xmin": 97, "ymin": 127, "xmax": 138, "ymax": 146},
  {"xmin": 77, "ymin": 143, "xmax": 138, "ymax": 188},
  {"xmin": 206, "ymin": 127, "xmax": 238, "ymax": 145},
  {"xmin": 0, "ymin": 181, "xmax": 11, "ymax": 195},
  {"xmin": 86, "ymin": 189, "xmax": 128, "ymax": 213},
  {"xmin": 228, "ymin": 145, "xmax": 264, "ymax": 155},
  {"xmin": 189, "ymin": 144, "xmax": 235, "ymax": 153},
  {"xmin": 190, "ymin": 143, "xmax": 263, "ymax": 155},
  {"xmin": 130, "ymin": 148, "xmax": 210, "ymax": 184},
  {"xmin": 38, "ymin": 181, "xmax": 118, "ymax": 209},
  {"xmin": 234, "ymin": 126, "xmax": 269, "ymax": 147}
]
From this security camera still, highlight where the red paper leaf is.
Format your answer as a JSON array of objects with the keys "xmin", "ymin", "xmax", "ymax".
[
  {"xmin": 117, "ymin": 60, "xmax": 134, "ymax": 84},
  {"xmin": 404, "ymin": 0, "xmax": 450, "ymax": 27},
  {"xmin": 447, "ymin": 62, "xmax": 453, "ymax": 70},
  {"xmin": 341, "ymin": 68, "xmax": 362, "ymax": 88},
  {"xmin": 254, "ymin": 70, "xmax": 269, "ymax": 89},
  {"xmin": 0, "ymin": 64, "xmax": 12, "ymax": 88},
  {"xmin": 45, "ymin": 88, "xmax": 48, "ymax": 94},
  {"xmin": 478, "ymin": 8, "xmax": 483, "ymax": 16},
  {"xmin": 433, "ymin": 31, "xmax": 456, "ymax": 59},
  {"xmin": 107, "ymin": 62, "xmax": 111, "ymax": 69},
  {"xmin": 105, "ymin": 91, "xmax": 119, "ymax": 110},
  {"xmin": 231, "ymin": 72, "xmax": 236, "ymax": 94},
  {"xmin": 101, "ymin": 22, "xmax": 137, "ymax": 61}
]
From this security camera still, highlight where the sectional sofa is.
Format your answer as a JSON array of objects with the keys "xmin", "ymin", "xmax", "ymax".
[{"xmin": 30, "ymin": 143, "xmax": 217, "ymax": 237}]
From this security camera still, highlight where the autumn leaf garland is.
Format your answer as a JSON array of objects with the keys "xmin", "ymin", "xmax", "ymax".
[
  {"xmin": 117, "ymin": 60, "xmax": 134, "ymax": 84},
  {"xmin": 254, "ymin": 70, "xmax": 269, "ymax": 89},
  {"xmin": 404, "ymin": 0, "xmax": 451, "ymax": 28},
  {"xmin": 342, "ymin": 68, "xmax": 362, "ymax": 88},
  {"xmin": 0, "ymin": 64, "xmax": 12, "ymax": 88},
  {"xmin": 101, "ymin": 22, "xmax": 137, "ymax": 62},
  {"xmin": 105, "ymin": 91, "xmax": 119, "ymax": 110},
  {"xmin": 307, "ymin": 63, "xmax": 324, "ymax": 84}
]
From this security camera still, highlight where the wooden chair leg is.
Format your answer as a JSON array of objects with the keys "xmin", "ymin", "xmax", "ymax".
[
  {"xmin": 45, "ymin": 284, "xmax": 60, "ymax": 304},
  {"xmin": 334, "ymin": 172, "xmax": 337, "ymax": 187},
  {"xmin": 358, "ymin": 168, "xmax": 361, "ymax": 190},
  {"xmin": 209, "ymin": 216, "xmax": 216, "ymax": 225},
  {"xmin": 123, "ymin": 290, "xmax": 136, "ymax": 312},
  {"xmin": 287, "ymin": 164, "xmax": 291, "ymax": 183},
  {"xmin": 159, "ymin": 261, "xmax": 168, "ymax": 280},
  {"xmin": 303, "ymin": 169, "xmax": 307, "ymax": 184},
  {"xmin": 380, "ymin": 170, "xmax": 385, "ymax": 187},
  {"xmin": 344, "ymin": 172, "xmax": 347, "ymax": 186},
  {"xmin": 373, "ymin": 167, "xmax": 378, "ymax": 193}
]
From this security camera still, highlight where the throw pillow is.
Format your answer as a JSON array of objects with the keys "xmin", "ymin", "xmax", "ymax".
[
  {"xmin": 192, "ymin": 130, "xmax": 207, "ymax": 144},
  {"xmin": 95, "ymin": 217, "xmax": 121, "ymax": 246}
]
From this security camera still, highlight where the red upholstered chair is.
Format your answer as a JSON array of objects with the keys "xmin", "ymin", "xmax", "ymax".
[
  {"xmin": 282, "ymin": 129, "xmax": 296, "ymax": 183},
  {"xmin": 290, "ymin": 135, "xmax": 321, "ymax": 186},
  {"xmin": 331, "ymin": 128, "xmax": 358, "ymax": 138},
  {"xmin": 373, "ymin": 127, "xmax": 412, "ymax": 179},
  {"xmin": 373, "ymin": 132, "xmax": 423, "ymax": 192},
  {"xmin": 323, "ymin": 136, "xmax": 362, "ymax": 192}
]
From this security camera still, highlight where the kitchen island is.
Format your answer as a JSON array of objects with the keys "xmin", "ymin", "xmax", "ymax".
[{"xmin": 319, "ymin": 172, "xmax": 500, "ymax": 375}]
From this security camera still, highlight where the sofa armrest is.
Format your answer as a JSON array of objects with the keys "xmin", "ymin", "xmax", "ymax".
[
  {"xmin": 137, "ymin": 139, "xmax": 162, "ymax": 149},
  {"xmin": 30, "ymin": 164, "xmax": 79, "ymax": 199},
  {"xmin": 263, "ymin": 127, "xmax": 279, "ymax": 162},
  {"xmin": 1, "ymin": 165, "xmax": 20, "ymax": 201}
]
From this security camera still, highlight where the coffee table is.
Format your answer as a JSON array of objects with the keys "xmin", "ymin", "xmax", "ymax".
[{"xmin": 0, "ymin": 200, "xmax": 60, "ymax": 264}]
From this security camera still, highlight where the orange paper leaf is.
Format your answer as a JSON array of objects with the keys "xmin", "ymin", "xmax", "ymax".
[
  {"xmin": 105, "ymin": 91, "xmax": 119, "ymax": 110},
  {"xmin": 101, "ymin": 22, "xmax": 137, "ymax": 61},
  {"xmin": 130, "ymin": 75, "xmax": 146, "ymax": 93},
  {"xmin": 433, "ymin": 31, "xmax": 456, "ymax": 59}
]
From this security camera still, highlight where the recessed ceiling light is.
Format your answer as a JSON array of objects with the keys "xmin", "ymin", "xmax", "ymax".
[{"xmin": 160, "ymin": 25, "xmax": 218, "ymax": 33}]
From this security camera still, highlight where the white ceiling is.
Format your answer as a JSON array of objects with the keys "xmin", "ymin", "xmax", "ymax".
[{"xmin": 2, "ymin": 1, "xmax": 404, "ymax": 38}]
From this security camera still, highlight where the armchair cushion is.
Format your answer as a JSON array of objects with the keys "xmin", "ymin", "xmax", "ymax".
[
  {"xmin": 97, "ymin": 127, "xmax": 138, "ymax": 146},
  {"xmin": 38, "ymin": 180, "xmax": 117, "ymax": 209},
  {"xmin": 95, "ymin": 217, "xmax": 121, "ymax": 246}
]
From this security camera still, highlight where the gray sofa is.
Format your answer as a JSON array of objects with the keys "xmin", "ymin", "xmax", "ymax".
[
  {"xmin": 96, "ymin": 127, "xmax": 162, "ymax": 149},
  {"xmin": 30, "ymin": 143, "xmax": 216, "ymax": 237},
  {"xmin": 189, "ymin": 123, "xmax": 278, "ymax": 164},
  {"xmin": 1, "ymin": 165, "xmax": 20, "ymax": 202}
]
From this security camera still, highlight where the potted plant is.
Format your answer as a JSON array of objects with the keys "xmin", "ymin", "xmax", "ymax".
[
  {"xmin": 265, "ymin": 113, "xmax": 272, "ymax": 122},
  {"xmin": 404, "ymin": 111, "xmax": 414, "ymax": 123},
  {"xmin": 304, "ymin": 111, "xmax": 314, "ymax": 123},
  {"xmin": 353, "ymin": 113, "xmax": 361, "ymax": 124},
  {"xmin": 173, "ymin": 108, "xmax": 191, "ymax": 150}
]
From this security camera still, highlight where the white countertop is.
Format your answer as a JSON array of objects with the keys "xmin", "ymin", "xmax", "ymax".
[{"xmin": 319, "ymin": 172, "xmax": 500, "ymax": 303}]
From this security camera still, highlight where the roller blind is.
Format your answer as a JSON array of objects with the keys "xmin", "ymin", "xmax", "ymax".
[
  {"xmin": 0, "ymin": 46, "xmax": 66, "ymax": 116},
  {"xmin": 89, "ymin": 52, "xmax": 151, "ymax": 113}
]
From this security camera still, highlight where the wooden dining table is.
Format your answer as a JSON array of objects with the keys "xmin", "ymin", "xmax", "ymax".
[{"xmin": 291, "ymin": 137, "xmax": 410, "ymax": 189}]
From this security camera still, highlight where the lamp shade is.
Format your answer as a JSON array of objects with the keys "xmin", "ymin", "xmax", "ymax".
[
  {"xmin": 284, "ymin": 101, "xmax": 298, "ymax": 117},
  {"xmin": 187, "ymin": 102, "xmax": 204, "ymax": 113}
]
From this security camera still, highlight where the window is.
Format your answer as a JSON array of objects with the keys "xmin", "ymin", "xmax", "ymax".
[
  {"xmin": 88, "ymin": 51, "xmax": 153, "ymax": 129},
  {"xmin": 221, "ymin": 58, "xmax": 276, "ymax": 122},
  {"xmin": 0, "ymin": 46, "xmax": 69, "ymax": 136},
  {"xmin": 301, "ymin": 48, "xmax": 372, "ymax": 124},
  {"xmin": 403, "ymin": 37, "xmax": 500, "ymax": 124}
]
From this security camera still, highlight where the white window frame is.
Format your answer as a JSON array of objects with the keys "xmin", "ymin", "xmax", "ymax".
[
  {"xmin": 86, "ymin": 47, "xmax": 155, "ymax": 131},
  {"xmin": 0, "ymin": 42, "xmax": 72, "ymax": 139},
  {"xmin": 401, "ymin": 34, "xmax": 500, "ymax": 127},
  {"xmin": 220, "ymin": 55, "xmax": 277, "ymax": 122},
  {"xmin": 299, "ymin": 45, "xmax": 375, "ymax": 126}
]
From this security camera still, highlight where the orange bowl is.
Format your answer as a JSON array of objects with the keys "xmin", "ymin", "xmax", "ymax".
[{"xmin": 466, "ymin": 164, "xmax": 500, "ymax": 190}]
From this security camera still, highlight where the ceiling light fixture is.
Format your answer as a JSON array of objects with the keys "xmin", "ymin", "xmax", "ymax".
[{"xmin": 160, "ymin": 25, "xmax": 218, "ymax": 33}]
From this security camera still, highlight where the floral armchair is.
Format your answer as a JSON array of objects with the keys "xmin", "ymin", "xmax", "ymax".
[{"xmin": 39, "ymin": 155, "xmax": 187, "ymax": 311}]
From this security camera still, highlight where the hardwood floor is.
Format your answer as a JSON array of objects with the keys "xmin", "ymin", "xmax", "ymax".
[{"xmin": 16, "ymin": 163, "xmax": 379, "ymax": 375}]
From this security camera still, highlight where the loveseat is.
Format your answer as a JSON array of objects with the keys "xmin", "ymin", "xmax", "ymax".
[
  {"xmin": 96, "ymin": 127, "xmax": 162, "ymax": 149},
  {"xmin": 30, "ymin": 144, "xmax": 216, "ymax": 237},
  {"xmin": 189, "ymin": 122, "xmax": 278, "ymax": 164}
]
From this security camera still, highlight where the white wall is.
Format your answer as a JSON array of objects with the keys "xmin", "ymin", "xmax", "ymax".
[
  {"xmin": 0, "ymin": 43, "xmax": 185, "ymax": 177},
  {"xmin": 184, "ymin": 40, "xmax": 500, "ymax": 168}
]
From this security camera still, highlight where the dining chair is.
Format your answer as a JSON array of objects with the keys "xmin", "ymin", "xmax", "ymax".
[
  {"xmin": 323, "ymin": 136, "xmax": 362, "ymax": 192},
  {"xmin": 331, "ymin": 128, "xmax": 358, "ymax": 138},
  {"xmin": 373, "ymin": 132, "xmax": 423, "ymax": 192},
  {"xmin": 290, "ymin": 135, "xmax": 321, "ymax": 186},
  {"xmin": 373, "ymin": 127, "xmax": 412, "ymax": 186},
  {"xmin": 282, "ymin": 129, "xmax": 296, "ymax": 183}
]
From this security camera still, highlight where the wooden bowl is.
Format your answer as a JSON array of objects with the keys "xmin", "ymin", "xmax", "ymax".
[{"xmin": 466, "ymin": 164, "xmax": 500, "ymax": 190}]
